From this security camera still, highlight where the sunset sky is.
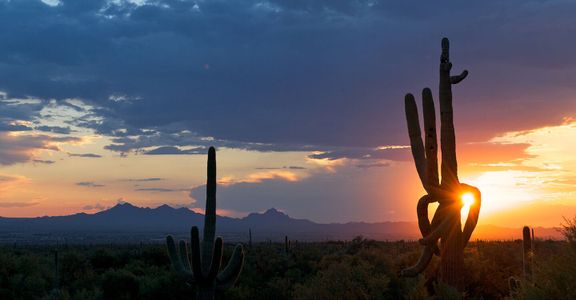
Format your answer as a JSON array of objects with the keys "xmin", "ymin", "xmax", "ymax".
[{"xmin": 1, "ymin": 0, "xmax": 576, "ymax": 228}]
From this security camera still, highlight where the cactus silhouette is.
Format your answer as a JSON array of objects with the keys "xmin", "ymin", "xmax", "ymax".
[
  {"xmin": 523, "ymin": 226, "xmax": 533, "ymax": 281},
  {"xmin": 400, "ymin": 38, "xmax": 481, "ymax": 289},
  {"xmin": 166, "ymin": 147, "xmax": 244, "ymax": 300}
]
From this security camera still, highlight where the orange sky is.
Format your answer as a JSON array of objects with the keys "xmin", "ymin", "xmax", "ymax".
[{"xmin": 1, "ymin": 98, "xmax": 576, "ymax": 229}]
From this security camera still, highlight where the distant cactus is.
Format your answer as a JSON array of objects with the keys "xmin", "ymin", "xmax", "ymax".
[
  {"xmin": 523, "ymin": 226, "xmax": 533, "ymax": 281},
  {"xmin": 248, "ymin": 228, "xmax": 252, "ymax": 249},
  {"xmin": 285, "ymin": 235, "xmax": 289, "ymax": 254},
  {"xmin": 508, "ymin": 276, "xmax": 521, "ymax": 297},
  {"xmin": 52, "ymin": 249, "xmax": 60, "ymax": 296},
  {"xmin": 401, "ymin": 38, "xmax": 481, "ymax": 289},
  {"xmin": 166, "ymin": 147, "xmax": 244, "ymax": 300}
]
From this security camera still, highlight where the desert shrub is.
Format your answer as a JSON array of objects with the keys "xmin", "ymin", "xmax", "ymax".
[{"xmin": 101, "ymin": 269, "xmax": 140, "ymax": 299}]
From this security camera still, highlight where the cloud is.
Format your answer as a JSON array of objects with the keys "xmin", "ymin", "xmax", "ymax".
[
  {"xmin": 0, "ymin": 175, "xmax": 24, "ymax": 183},
  {"xmin": 32, "ymin": 159, "xmax": 55, "ymax": 164},
  {"xmin": 123, "ymin": 177, "xmax": 164, "ymax": 182},
  {"xmin": 68, "ymin": 153, "xmax": 102, "ymax": 158},
  {"xmin": 356, "ymin": 162, "xmax": 390, "ymax": 169},
  {"xmin": 308, "ymin": 146, "xmax": 411, "ymax": 161},
  {"xmin": 0, "ymin": 122, "xmax": 33, "ymax": 132},
  {"xmin": 189, "ymin": 162, "xmax": 421, "ymax": 223},
  {"xmin": 82, "ymin": 203, "xmax": 107, "ymax": 211},
  {"xmin": 35, "ymin": 125, "xmax": 72, "ymax": 134},
  {"xmin": 0, "ymin": 132, "xmax": 80, "ymax": 165},
  {"xmin": 135, "ymin": 187, "xmax": 181, "ymax": 192},
  {"xmin": 76, "ymin": 181, "xmax": 105, "ymax": 187},
  {"xmin": 0, "ymin": 201, "xmax": 39, "ymax": 208},
  {"xmin": 143, "ymin": 146, "xmax": 205, "ymax": 155},
  {"xmin": 0, "ymin": 0, "xmax": 574, "ymax": 155},
  {"xmin": 256, "ymin": 166, "xmax": 307, "ymax": 170}
]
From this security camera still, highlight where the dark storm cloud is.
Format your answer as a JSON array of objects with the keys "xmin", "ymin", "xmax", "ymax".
[
  {"xmin": 0, "ymin": 0, "xmax": 575, "ymax": 158},
  {"xmin": 35, "ymin": 125, "xmax": 72, "ymax": 134},
  {"xmin": 144, "ymin": 146, "xmax": 205, "ymax": 155},
  {"xmin": 0, "ymin": 123, "xmax": 33, "ymax": 132}
]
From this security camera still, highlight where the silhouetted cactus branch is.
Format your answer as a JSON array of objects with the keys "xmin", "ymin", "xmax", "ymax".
[
  {"xmin": 166, "ymin": 147, "xmax": 244, "ymax": 300},
  {"xmin": 401, "ymin": 38, "xmax": 481, "ymax": 289}
]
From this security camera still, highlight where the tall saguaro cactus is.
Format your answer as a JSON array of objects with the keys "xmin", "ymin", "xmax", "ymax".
[
  {"xmin": 166, "ymin": 147, "xmax": 244, "ymax": 300},
  {"xmin": 523, "ymin": 226, "xmax": 533, "ymax": 281},
  {"xmin": 401, "ymin": 38, "xmax": 481, "ymax": 289}
]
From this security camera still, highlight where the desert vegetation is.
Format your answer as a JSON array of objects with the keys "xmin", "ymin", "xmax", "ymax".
[{"xmin": 1, "ymin": 232, "xmax": 576, "ymax": 299}]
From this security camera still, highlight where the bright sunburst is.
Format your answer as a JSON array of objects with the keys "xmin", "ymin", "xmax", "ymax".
[
  {"xmin": 460, "ymin": 192, "xmax": 475, "ymax": 227},
  {"xmin": 461, "ymin": 192, "xmax": 475, "ymax": 208}
]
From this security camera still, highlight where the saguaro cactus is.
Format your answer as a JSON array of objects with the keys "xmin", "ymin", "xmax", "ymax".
[
  {"xmin": 166, "ymin": 147, "xmax": 244, "ymax": 300},
  {"xmin": 52, "ymin": 249, "xmax": 60, "ymax": 295},
  {"xmin": 523, "ymin": 226, "xmax": 533, "ymax": 281},
  {"xmin": 401, "ymin": 38, "xmax": 481, "ymax": 289},
  {"xmin": 284, "ymin": 235, "xmax": 291, "ymax": 254}
]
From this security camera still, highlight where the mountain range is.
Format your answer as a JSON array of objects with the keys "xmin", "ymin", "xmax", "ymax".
[{"xmin": 0, "ymin": 203, "xmax": 563, "ymax": 243}]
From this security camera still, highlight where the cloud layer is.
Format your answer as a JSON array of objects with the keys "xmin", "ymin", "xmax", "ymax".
[{"xmin": 0, "ymin": 0, "xmax": 574, "ymax": 157}]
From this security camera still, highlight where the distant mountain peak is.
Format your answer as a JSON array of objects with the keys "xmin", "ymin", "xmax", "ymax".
[
  {"xmin": 156, "ymin": 204, "xmax": 174, "ymax": 210},
  {"xmin": 265, "ymin": 208, "xmax": 282, "ymax": 214},
  {"xmin": 114, "ymin": 202, "xmax": 136, "ymax": 208},
  {"xmin": 244, "ymin": 208, "xmax": 290, "ymax": 220}
]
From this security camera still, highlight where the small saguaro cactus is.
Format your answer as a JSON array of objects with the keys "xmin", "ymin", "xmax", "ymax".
[
  {"xmin": 166, "ymin": 147, "xmax": 244, "ymax": 300},
  {"xmin": 284, "ymin": 235, "xmax": 289, "ymax": 254},
  {"xmin": 248, "ymin": 228, "xmax": 252, "ymax": 249},
  {"xmin": 523, "ymin": 226, "xmax": 533, "ymax": 281},
  {"xmin": 52, "ymin": 249, "xmax": 60, "ymax": 296},
  {"xmin": 401, "ymin": 38, "xmax": 481, "ymax": 289}
]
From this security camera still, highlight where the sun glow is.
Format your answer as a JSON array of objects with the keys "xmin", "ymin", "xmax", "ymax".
[
  {"xmin": 460, "ymin": 192, "xmax": 475, "ymax": 226},
  {"xmin": 461, "ymin": 192, "xmax": 475, "ymax": 208}
]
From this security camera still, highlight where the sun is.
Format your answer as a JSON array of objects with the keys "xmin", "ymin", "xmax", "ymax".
[
  {"xmin": 461, "ymin": 192, "xmax": 475, "ymax": 208},
  {"xmin": 460, "ymin": 192, "xmax": 475, "ymax": 227}
]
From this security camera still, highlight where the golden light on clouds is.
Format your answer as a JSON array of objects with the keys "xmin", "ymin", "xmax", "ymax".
[{"xmin": 457, "ymin": 120, "xmax": 576, "ymax": 226}]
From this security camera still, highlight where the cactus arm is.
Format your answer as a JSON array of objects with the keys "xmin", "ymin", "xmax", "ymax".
[
  {"xmin": 178, "ymin": 240, "xmax": 192, "ymax": 271},
  {"xmin": 400, "ymin": 244, "xmax": 434, "ymax": 277},
  {"xmin": 420, "ymin": 213, "xmax": 452, "ymax": 245},
  {"xmin": 450, "ymin": 70, "xmax": 468, "ymax": 84},
  {"xmin": 190, "ymin": 226, "xmax": 206, "ymax": 283},
  {"xmin": 206, "ymin": 237, "xmax": 223, "ymax": 281},
  {"xmin": 422, "ymin": 88, "xmax": 439, "ymax": 189},
  {"xmin": 417, "ymin": 196, "xmax": 441, "ymax": 254},
  {"xmin": 166, "ymin": 235, "xmax": 195, "ymax": 283},
  {"xmin": 461, "ymin": 184, "xmax": 481, "ymax": 248},
  {"xmin": 416, "ymin": 195, "xmax": 433, "ymax": 236},
  {"xmin": 166, "ymin": 236, "xmax": 184, "ymax": 272},
  {"xmin": 405, "ymin": 93, "xmax": 426, "ymax": 186},
  {"xmin": 439, "ymin": 37, "xmax": 461, "ymax": 188},
  {"xmin": 216, "ymin": 245, "xmax": 245, "ymax": 289}
]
